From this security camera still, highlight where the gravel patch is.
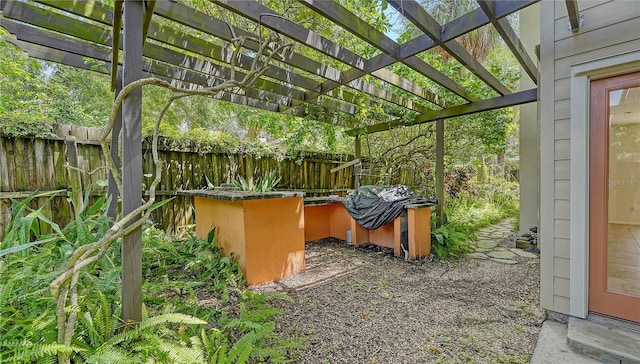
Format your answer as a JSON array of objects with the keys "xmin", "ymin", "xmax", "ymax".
[{"xmin": 257, "ymin": 229, "xmax": 545, "ymax": 363}]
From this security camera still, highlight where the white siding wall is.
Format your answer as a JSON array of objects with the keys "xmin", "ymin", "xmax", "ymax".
[{"xmin": 540, "ymin": 0, "xmax": 640, "ymax": 314}]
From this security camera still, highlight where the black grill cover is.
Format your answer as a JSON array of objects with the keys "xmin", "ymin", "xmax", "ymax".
[{"xmin": 344, "ymin": 185, "xmax": 423, "ymax": 230}]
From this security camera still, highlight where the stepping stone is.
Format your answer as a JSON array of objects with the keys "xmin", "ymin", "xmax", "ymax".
[
  {"xmin": 477, "ymin": 241, "xmax": 497, "ymax": 249},
  {"xmin": 466, "ymin": 252, "xmax": 489, "ymax": 260},
  {"xmin": 495, "ymin": 247, "xmax": 509, "ymax": 251},
  {"xmin": 509, "ymin": 248, "xmax": 539, "ymax": 258},
  {"xmin": 490, "ymin": 258, "xmax": 518, "ymax": 265},
  {"xmin": 487, "ymin": 250, "xmax": 516, "ymax": 259},
  {"xmin": 474, "ymin": 247, "xmax": 493, "ymax": 252}
]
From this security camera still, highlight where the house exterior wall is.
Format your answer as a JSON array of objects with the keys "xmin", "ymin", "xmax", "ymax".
[{"xmin": 539, "ymin": 0, "xmax": 640, "ymax": 315}]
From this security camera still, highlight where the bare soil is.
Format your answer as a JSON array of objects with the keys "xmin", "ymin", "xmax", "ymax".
[{"xmin": 257, "ymin": 234, "xmax": 545, "ymax": 363}]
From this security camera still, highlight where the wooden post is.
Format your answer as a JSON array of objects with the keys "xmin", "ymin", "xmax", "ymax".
[
  {"xmin": 354, "ymin": 135, "xmax": 361, "ymax": 190},
  {"xmin": 435, "ymin": 119, "xmax": 444, "ymax": 227},
  {"xmin": 107, "ymin": 68, "xmax": 122, "ymax": 221},
  {"xmin": 121, "ymin": 0, "xmax": 143, "ymax": 325}
]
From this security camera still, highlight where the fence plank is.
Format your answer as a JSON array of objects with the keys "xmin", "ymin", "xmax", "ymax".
[{"xmin": 0, "ymin": 138, "xmax": 10, "ymax": 191}]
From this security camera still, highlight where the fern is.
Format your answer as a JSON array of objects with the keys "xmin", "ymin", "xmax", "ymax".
[
  {"xmin": 91, "ymin": 313, "xmax": 206, "ymax": 356},
  {"xmin": 0, "ymin": 341, "xmax": 83, "ymax": 363}
]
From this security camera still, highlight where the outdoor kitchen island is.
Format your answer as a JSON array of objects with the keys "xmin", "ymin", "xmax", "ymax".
[{"xmin": 186, "ymin": 188, "xmax": 436, "ymax": 285}]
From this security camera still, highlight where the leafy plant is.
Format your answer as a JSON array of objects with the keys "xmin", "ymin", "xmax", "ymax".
[
  {"xmin": 233, "ymin": 169, "xmax": 281, "ymax": 192},
  {"xmin": 431, "ymin": 224, "xmax": 474, "ymax": 260}
]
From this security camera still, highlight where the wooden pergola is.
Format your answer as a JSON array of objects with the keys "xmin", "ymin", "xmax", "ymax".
[{"xmin": 1, "ymin": 0, "xmax": 545, "ymax": 323}]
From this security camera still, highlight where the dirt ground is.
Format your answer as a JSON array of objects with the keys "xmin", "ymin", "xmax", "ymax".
[{"xmin": 257, "ymin": 232, "xmax": 545, "ymax": 363}]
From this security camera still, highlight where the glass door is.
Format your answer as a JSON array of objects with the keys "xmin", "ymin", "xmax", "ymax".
[{"xmin": 589, "ymin": 71, "xmax": 640, "ymax": 323}]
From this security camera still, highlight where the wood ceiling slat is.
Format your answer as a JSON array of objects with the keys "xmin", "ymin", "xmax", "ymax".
[
  {"xmin": 298, "ymin": 0, "xmax": 475, "ymax": 102},
  {"xmin": 2, "ymin": 0, "xmax": 111, "ymax": 45},
  {"xmin": 2, "ymin": 18, "xmax": 111, "ymax": 61},
  {"xmin": 388, "ymin": 0, "xmax": 511, "ymax": 96},
  {"xmin": 476, "ymin": 1, "xmax": 538, "ymax": 84},
  {"xmin": 347, "ymin": 88, "xmax": 538, "ymax": 135},
  {"xmin": 34, "ymin": 0, "xmax": 112, "ymax": 24}
]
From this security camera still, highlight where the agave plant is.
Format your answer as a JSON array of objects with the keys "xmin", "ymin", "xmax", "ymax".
[{"xmin": 233, "ymin": 169, "xmax": 281, "ymax": 192}]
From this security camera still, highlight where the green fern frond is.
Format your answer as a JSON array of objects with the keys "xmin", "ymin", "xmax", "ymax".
[
  {"xmin": 222, "ymin": 318, "xmax": 263, "ymax": 332},
  {"xmin": 5, "ymin": 342, "xmax": 83, "ymax": 363},
  {"xmin": 157, "ymin": 339, "xmax": 205, "ymax": 363},
  {"xmin": 85, "ymin": 346, "xmax": 137, "ymax": 364},
  {"xmin": 95, "ymin": 313, "xmax": 206, "ymax": 354}
]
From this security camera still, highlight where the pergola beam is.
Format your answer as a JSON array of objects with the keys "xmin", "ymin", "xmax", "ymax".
[
  {"xmin": 110, "ymin": 1, "xmax": 122, "ymax": 90},
  {"xmin": 3, "ymin": 2, "xmax": 391, "ymax": 123},
  {"xmin": 212, "ymin": 0, "xmax": 444, "ymax": 109},
  {"xmin": 476, "ymin": 0, "xmax": 539, "ymax": 84},
  {"xmin": 155, "ymin": 1, "xmax": 434, "ymax": 113},
  {"xmin": 300, "ymin": 0, "xmax": 475, "ymax": 101},
  {"xmin": 565, "ymin": 0, "xmax": 581, "ymax": 32},
  {"xmin": 0, "ymin": 0, "xmax": 542, "ymax": 139},
  {"xmin": 141, "ymin": 0, "xmax": 155, "ymax": 45},
  {"xmin": 388, "ymin": 0, "xmax": 511, "ymax": 96},
  {"xmin": 347, "ymin": 88, "xmax": 538, "ymax": 135}
]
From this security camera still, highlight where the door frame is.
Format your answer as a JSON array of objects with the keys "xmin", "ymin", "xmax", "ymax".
[
  {"xmin": 588, "ymin": 72, "xmax": 640, "ymax": 322},
  {"xmin": 568, "ymin": 51, "xmax": 640, "ymax": 318}
]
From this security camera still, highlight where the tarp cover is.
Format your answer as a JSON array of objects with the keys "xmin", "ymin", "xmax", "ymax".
[{"xmin": 344, "ymin": 185, "xmax": 424, "ymax": 230}]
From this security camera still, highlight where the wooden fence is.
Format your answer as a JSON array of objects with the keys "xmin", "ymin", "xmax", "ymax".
[{"xmin": 0, "ymin": 125, "xmax": 420, "ymax": 239}]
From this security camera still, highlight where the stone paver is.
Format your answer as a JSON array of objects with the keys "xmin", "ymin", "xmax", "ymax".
[
  {"xmin": 466, "ymin": 252, "xmax": 489, "ymax": 260},
  {"xmin": 488, "ymin": 250, "xmax": 517, "ymax": 259},
  {"xmin": 477, "ymin": 241, "xmax": 497, "ymax": 249},
  {"xmin": 465, "ymin": 219, "xmax": 539, "ymax": 265},
  {"xmin": 509, "ymin": 248, "xmax": 539, "ymax": 258}
]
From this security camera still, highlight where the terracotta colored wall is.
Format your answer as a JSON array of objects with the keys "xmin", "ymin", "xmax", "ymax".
[
  {"xmin": 194, "ymin": 196, "xmax": 305, "ymax": 285},
  {"xmin": 194, "ymin": 197, "xmax": 246, "ymax": 270},
  {"xmin": 329, "ymin": 205, "xmax": 351, "ymax": 240},
  {"xmin": 304, "ymin": 205, "xmax": 332, "ymax": 241},
  {"xmin": 408, "ymin": 207, "xmax": 431, "ymax": 258},
  {"xmin": 243, "ymin": 197, "xmax": 305, "ymax": 285},
  {"xmin": 304, "ymin": 203, "xmax": 352, "ymax": 241},
  {"xmin": 368, "ymin": 222, "xmax": 396, "ymax": 249}
]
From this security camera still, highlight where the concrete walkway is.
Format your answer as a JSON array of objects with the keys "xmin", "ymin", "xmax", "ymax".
[{"xmin": 465, "ymin": 218, "xmax": 539, "ymax": 264}]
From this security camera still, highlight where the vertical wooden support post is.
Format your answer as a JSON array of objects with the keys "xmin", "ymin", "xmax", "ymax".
[
  {"xmin": 107, "ymin": 68, "xmax": 123, "ymax": 221},
  {"xmin": 435, "ymin": 119, "xmax": 444, "ymax": 227},
  {"xmin": 354, "ymin": 134, "xmax": 361, "ymax": 190},
  {"xmin": 121, "ymin": 0, "xmax": 143, "ymax": 325}
]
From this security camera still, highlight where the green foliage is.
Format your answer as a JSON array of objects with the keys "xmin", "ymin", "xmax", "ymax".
[
  {"xmin": 431, "ymin": 224, "xmax": 474, "ymax": 260},
  {"xmin": 446, "ymin": 179, "xmax": 519, "ymax": 231},
  {"xmin": 1, "ymin": 193, "xmax": 303, "ymax": 363},
  {"xmin": 233, "ymin": 169, "xmax": 281, "ymax": 192},
  {"xmin": 431, "ymin": 172, "xmax": 519, "ymax": 260}
]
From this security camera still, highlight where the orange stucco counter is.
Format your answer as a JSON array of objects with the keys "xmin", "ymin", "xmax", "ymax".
[
  {"xmin": 304, "ymin": 197, "xmax": 434, "ymax": 259},
  {"xmin": 188, "ymin": 190, "xmax": 305, "ymax": 285}
]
